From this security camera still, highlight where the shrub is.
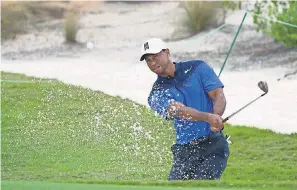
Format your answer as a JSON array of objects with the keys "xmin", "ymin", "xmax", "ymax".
[
  {"xmin": 1, "ymin": 2, "xmax": 30, "ymax": 40},
  {"xmin": 180, "ymin": 1, "xmax": 240, "ymax": 34},
  {"xmin": 1, "ymin": 2, "xmax": 67, "ymax": 40},
  {"xmin": 180, "ymin": 1, "xmax": 223, "ymax": 33},
  {"xmin": 64, "ymin": 10, "xmax": 80, "ymax": 43},
  {"xmin": 253, "ymin": 1, "xmax": 297, "ymax": 48}
]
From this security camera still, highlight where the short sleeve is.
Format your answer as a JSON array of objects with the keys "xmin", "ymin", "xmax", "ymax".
[
  {"xmin": 148, "ymin": 89, "xmax": 176, "ymax": 120},
  {"xmin": 197, "ymin": 61, "xmax": 224, "ymax": 92}
]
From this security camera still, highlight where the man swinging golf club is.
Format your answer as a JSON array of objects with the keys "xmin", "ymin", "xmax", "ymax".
[{"xmin": 140, "ymin": 38, "xmax": 229, "ymax": 180}]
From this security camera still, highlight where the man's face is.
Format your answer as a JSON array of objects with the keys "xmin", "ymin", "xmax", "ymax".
[{"xmin": 144, "ymin": 49, "xmax": 169, "ymax": 75}]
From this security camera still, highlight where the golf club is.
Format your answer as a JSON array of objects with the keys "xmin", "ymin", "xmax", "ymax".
[{"xmin": 223, "ymin": 81, "xmax": 269, "ymax": 123}]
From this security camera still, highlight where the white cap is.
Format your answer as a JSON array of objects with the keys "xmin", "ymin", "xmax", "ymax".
[{"xmin": 140, "ymin": 38, "xmax": 167, "ymax": 61}]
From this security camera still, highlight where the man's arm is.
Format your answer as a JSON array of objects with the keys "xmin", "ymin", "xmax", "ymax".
[
  {"xmin": 207, "ymin": 88, "xmax": 226, "ymax": 116},
  {"xmin": 168, "ymin": 101, "xmax": 209, "ymax": 122},
  {"xmin": 195, "ymin": 61, "xmax": 225, "ymax": 116},
  {"xmin": 167, "ymin": 101, "xmax": 223, "ymax": 127}
]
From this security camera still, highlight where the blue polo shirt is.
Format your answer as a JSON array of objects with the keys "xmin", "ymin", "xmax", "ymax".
[{"xmin": 148, "ymin": 60, "xmax": 224, "ymax": 144}]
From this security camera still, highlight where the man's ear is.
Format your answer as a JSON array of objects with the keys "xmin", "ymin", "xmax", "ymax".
[{"xmin": 165, "ymin": 48, "xmax": 170, "ymax": 56}]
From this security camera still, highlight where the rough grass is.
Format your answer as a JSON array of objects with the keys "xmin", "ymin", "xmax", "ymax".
[{"xmin": 1, "ymin": 72, "xmax": 297, "ymax": 189}]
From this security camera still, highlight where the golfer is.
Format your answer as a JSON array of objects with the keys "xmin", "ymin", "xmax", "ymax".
[{"xmin": 140, "ymin": 38, "xmax": 229, "ymax": 180}]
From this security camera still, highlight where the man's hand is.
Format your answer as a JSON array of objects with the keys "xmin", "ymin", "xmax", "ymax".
[
  {"xmin": 207, "ymin": 113, "xmax": 224, "ymax": 131},
  {"xmin": 167, "ymin": 102, "xmax": 225, "ymax": 131}
]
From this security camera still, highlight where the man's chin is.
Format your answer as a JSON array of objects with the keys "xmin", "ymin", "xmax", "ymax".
[
  {"xmin": 153, "ymin": 68, "xmax": 163, "ymax": 75},
  {"xmin": 154, "ymin": 71, "xmax": 163, "ymax": 75}
]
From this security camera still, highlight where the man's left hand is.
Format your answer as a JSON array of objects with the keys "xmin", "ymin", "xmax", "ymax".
[
  {"xmin": 211, "ymin": 124, "xmax": 224, "ymax": 131},
  {"xmin": 207, "ymin": 113, "xmax": 224, "ymax": 131}
]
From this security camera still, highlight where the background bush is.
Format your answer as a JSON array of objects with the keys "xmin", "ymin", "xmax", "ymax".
[
  {"xmin": 64, "ymin": 10, "xmax": 80, "ymax": 43},
  {"xmin": 1, "ymin": 2, "xmax": 66, "ymax": 40},
  {"xmin": 1, "ymin": 1, "xmax": 89, "ymax": 43},
  {"xmin": 180, "ymin": 1, "xmax": 223, "ymax": 33},
  {"xmin": 180, "ymin": 1, "xmax": 240, "ymax": 34},
  {"xmin": 252, "ymin": 1, "xmax": 297, "ymax": 48}
]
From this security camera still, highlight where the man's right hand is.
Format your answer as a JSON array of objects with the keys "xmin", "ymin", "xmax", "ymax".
[
  {"xmin": 167, "ymin": 102, "xmax": 225, "ymax": 127},
  {"xmin": 207, "ymin": 113, "xmax": 224, "ymax": 131}
]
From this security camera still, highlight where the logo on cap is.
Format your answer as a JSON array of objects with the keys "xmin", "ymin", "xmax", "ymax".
[{"xmin": 144, "ymin": 42, "xmax": 149, "ymax": 51}]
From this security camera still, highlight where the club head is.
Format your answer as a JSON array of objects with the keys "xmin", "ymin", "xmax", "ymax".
[{"xmin": 258, "ymin": 81, "xmax": 269, "ymax": 94}]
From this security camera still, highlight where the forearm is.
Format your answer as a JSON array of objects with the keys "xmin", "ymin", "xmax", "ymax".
[
  {"xmin": 213, "ymin": 94, "xmax": 226, "ymax": 116},
  {"xmin": 169, "ymin": 102, "xmax": 210, "ymax": 122}
]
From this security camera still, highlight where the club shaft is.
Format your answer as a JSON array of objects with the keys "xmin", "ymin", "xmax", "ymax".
[{"xmin": 223, "ymin": 93, "xmax": 266, "ymax": 123}]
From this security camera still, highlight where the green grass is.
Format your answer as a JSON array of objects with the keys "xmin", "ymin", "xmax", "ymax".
[
  {"xmin": 1, "ymin": 72, "xmax": 297, "ymax": 190},
  {"xmin": 1, "ymin": 181, "xmax": 294, "ymax": 190}
]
